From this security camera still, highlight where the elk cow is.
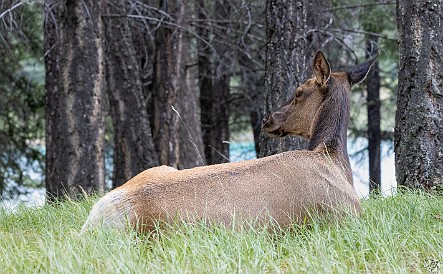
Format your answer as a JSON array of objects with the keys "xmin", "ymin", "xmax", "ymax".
[{"xmin": 82, "ymin": 51, "xmax": 377, "ymax": 232}]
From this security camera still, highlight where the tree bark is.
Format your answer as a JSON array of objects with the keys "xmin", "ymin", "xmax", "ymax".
[
  {"xmin": 247, "ymin": 74, "xmax": 265, "ymax": 157},
  {"xmin": 44, "ymin": 0, "xmax": 59, "ymax": 199},
  {"xmin": 103, "ymin": 2, "xmax": 159, "ymax": 188},
  {"xmin": 178, "ymin": 60, "xmax": 206, "ymax": 169},
  {"xmin": 211, "ymin": 75, "xmax": 230, "ymax": 163},
  {"xmin": 395, "ymin": 0, "xmax": 443, "ymax": 190},
  {"xmin": 45, "ymin": 0, "xmax": 106, "ymax": 200},
  {"xmin": 153, "ymin": 0, "xmax": 184, "ymax": 168},
  {"xmin": 197, "ymin": 0, "xmax": 230, "ymax": 165},
  {"xmin": 306, "ymin": 0, "xmax": 332, "ymax": 72},
  {"xmin": 177, "ymin": 1, "xmax": 206, "ymax": 169},
  {"xmin": 196, "ymin": 0, "xmax": 214, "ymax": 165},
  {"xmin": 211, "ymin": 0, "xmax": 231, "ymax": 164},
  {"xmin": 126, "ymin": 1, "xmax": 157, "ymax": 144},
  {"xmin": 259, "ymin": 0, "xmax": 309, "ymax": 158},
  {"xmin": 238, "ymin": 51, "xmax": 265, "ymax": 156},
  {"xmin": 366, "ymin": 39, "xmax": 381, "ymax": 193}
]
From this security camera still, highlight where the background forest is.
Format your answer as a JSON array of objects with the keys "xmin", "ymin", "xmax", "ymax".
[{"xmin": 0, "ymin": 0, "xmax": 440, "ymax": 204}]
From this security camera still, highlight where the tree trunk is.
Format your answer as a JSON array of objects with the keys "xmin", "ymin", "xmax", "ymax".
[
  {"xmin": 197, "ymin": 0, "xmax": 231, "ymax": 165},
  {"xmin": 211, "ymin": 75, "xmax": 230, "ymax": 163},
  {"xmin": 45, "ymin": 0, "xmax": 105, "ymax": 200},
  {"xmin": 306, "ymin": 0, "xmax": 332, "ymax": 72},
  {"xmin": 103, "ymin": 2, "xmax": 159, "ymax": 188},
  {"xmin": 196, "ymin": 0, "xmax": 214, "ymax": 165},
  {"xmin": 126, "ymin": 1, "xmax": 157, "ymax": 145},
  {"xmin": 44, "ymin": 0, "xmax": 59, "ymax": 198},
  {"xmin": 395, "ymin": 0, "xmax": 443, "ymax": 190},
  {"xmin": 366, "ymin": 39, "xmax": 381, "ymax": 193},
  {"xmin": 177, "ymin": 2, "xmax": 206, "ymax": 169},
  {"xmin": 259, "ymin": 0, "xmax": 309, "ymax": 158},
  {"xmin": 211, "ymin": 0, "xmax": 231, "ymax": 164},
  {"xmin": 178, "ymin": 60, "xmax": 206, "ymax": 169},
  {"xmin": 153, "ymin": 0, "xmax": 184, "ymax": 168},
  {"xmin": 195, "ymin": 0, "xmax": 213, "ymax": 163},
  {"xmin": 238, "ymin": 52, "xmax": 265, "ymax": 156},
  {"xmin": 248, "ymin": 76, "xmax": 265, "ymax": 157}
]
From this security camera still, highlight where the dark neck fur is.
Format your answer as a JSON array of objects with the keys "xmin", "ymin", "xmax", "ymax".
[{"xmin": 308, "ymin": 76, "xmax": 352, "ymax": 181}]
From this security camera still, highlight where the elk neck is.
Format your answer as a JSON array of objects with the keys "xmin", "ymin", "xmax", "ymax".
[{"xmin": 308, "ymin": 75, "xmax": 352, "ymax": 182}]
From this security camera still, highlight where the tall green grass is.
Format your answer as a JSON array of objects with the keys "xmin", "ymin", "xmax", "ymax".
[{"xmin": 1, "ymin": 191, "xmax": 442, "ymax": 273}]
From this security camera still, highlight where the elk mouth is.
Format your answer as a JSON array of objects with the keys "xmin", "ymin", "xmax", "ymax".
[
  {"xmin": 264, "ymin": 126, "xmax": 289, "ymax": 137},
  {"xmin": 262, "ymin": 115, "xmax": 289, "ymax": 137},
  {"xmin": 271, "ymin": 128, "xmax": 289, "ymax": 137}
]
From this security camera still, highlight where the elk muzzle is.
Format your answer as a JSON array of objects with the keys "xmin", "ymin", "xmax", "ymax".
[{"xmin": 262, "ymin": 114, "xmax": 288, "ymax": 137}]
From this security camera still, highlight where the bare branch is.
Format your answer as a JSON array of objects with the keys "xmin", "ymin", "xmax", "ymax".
[
  {"xmin": 324, "ymin": 1, "xmax": 396, "ymax": 12},
  {"xmin": 330, "ymin": 28, "xmax": 397, "ymax": 41},
  {"xmin": 0, "ymin": 1, "xmax": 25, "ymax": 20},
  {"xmin": 104, "ymin": 13, "xmax": 219, "ymax": 57}
]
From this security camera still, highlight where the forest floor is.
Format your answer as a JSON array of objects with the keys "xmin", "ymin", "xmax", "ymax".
[{"xmin": 0, "ymin": 191, "xmax": 442, "ymax": 273}]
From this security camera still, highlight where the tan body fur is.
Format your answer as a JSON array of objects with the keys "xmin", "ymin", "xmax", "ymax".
[
  {"xmin": 82, "ymin": 51, "xmax": 377, "ymax": 232},
  {"xmin": 82, "ymin": 153, "xmax": 358, "ymax": 232}
]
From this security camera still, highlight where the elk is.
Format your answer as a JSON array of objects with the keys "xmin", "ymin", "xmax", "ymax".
[{"xmin": 82, "ymin": 51, "xmax": 377, "ymax": 232}]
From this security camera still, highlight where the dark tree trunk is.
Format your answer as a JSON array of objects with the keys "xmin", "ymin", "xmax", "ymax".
[
  {"xmin": 238, "ymin": 52, "xmax": 265, "ymax": 156},
  {"xmin": 44, "ymin": 0, "xmax": 60, "ymax": 199},
  {"xmin": 196, "ymin": 0, "xmax": 214, "ymax": 165},
  {"xmin": 211, "ymin": 0, "xmax": 231, "ymax": 164},
  {"xmin": 126, "ymin": 1, "xmax": 157, "ymax": 142},
  {"xmin": 103, "ymin": 2, "xmax": 159, "ymax": 188},
  {"xmin": 259, "ymin": 0, "xmax": 309, "ymax": 158},
  {"xmin": 178, "ymin": 60, "xmax": 206, "ymax": 169},
  {"xmin": 395, "ymin": 0, "xmax": 443, "ymax": 190},
  {"xmin": 366, "ymin": 39, "xmax": 381, "ymax": 193},
  {"xmin": 45, "ymin": 0, "xmax": 105, "ymax": 200},
  {"xmin": 197, "ymin": 0, "xmax": 230, "ymax": 164},
  {"xmin": 211, "ymin": 75, "xmax": 230, "ymax": 163},
  {"xmin": 306, "ymin": 0, "xmax": 332, "ymax": 71},
  {"xmin": 177, "ymin": 3, "xmax": 206, "ymax": 169},
  {"xmin": 248, "ymin": 77, "xmax": 265, "ymax": 157},
  {"xmin": 153, "ymin": 0, "xmax": 184, "ymax": 168}
]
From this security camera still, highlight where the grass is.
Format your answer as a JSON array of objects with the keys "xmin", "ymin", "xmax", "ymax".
[{"xmin": 1, "ymin": 191, "xmax": 442, "ymax": 273}]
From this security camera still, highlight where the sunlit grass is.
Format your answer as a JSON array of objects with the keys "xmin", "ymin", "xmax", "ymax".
[{"xmin": 1, "ymin": 191, "xmax": 442, "ymax": 273}]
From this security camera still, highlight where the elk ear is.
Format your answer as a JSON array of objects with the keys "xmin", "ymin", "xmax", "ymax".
[
  {"xmin": 313, "ymin": 51, "xmax": 331, "ymax": 86},
  {"xmin": 347, "ymin": 52, "xmax": 379, "ymax": 86}
]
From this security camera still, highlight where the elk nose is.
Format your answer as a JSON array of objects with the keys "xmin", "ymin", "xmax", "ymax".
[
  {"xmin": 262, "ymin": 114, "xmax": 272, "ymax": 127},
  {"xmin": 262, "ymin": 115, "xmax": 271, "ymax": 126}
]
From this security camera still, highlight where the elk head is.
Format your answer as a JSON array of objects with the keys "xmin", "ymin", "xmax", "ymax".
[{"xmin": 262, "ymin": 51, "xmax": 331, "ymax": 139}]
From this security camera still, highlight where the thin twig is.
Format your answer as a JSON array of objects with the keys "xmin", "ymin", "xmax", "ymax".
[
  {"xmin": 0, "ymin": 1, "xmax": 25, "ymax": 20},
  {"xmin": 105, "ymin": 13, "xmax": 219, "ymax": 58},
  {"xmin": 208, "ymin": 145, "xmax": 230, "ymax": 162},
  {"xmin": 331, "ymin": 28, "xmax": 397, "ymax": 41},
  {"xmin": 324, "ymin": 1, "xmax": 396, "ymax": 12},
  {"xmin": 171, "ymin": 106, "xmax": 206, "ymax": 166}
]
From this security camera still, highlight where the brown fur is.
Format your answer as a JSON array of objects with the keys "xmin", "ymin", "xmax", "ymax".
[{"xmin": 82, "ymin": 51, "xmax": 377, "ymax": 232}]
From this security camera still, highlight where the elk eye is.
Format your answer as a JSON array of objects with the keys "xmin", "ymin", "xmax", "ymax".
[{"xmin": 295, "ymin": 91, "xmax": 303, "ymax": 98}]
